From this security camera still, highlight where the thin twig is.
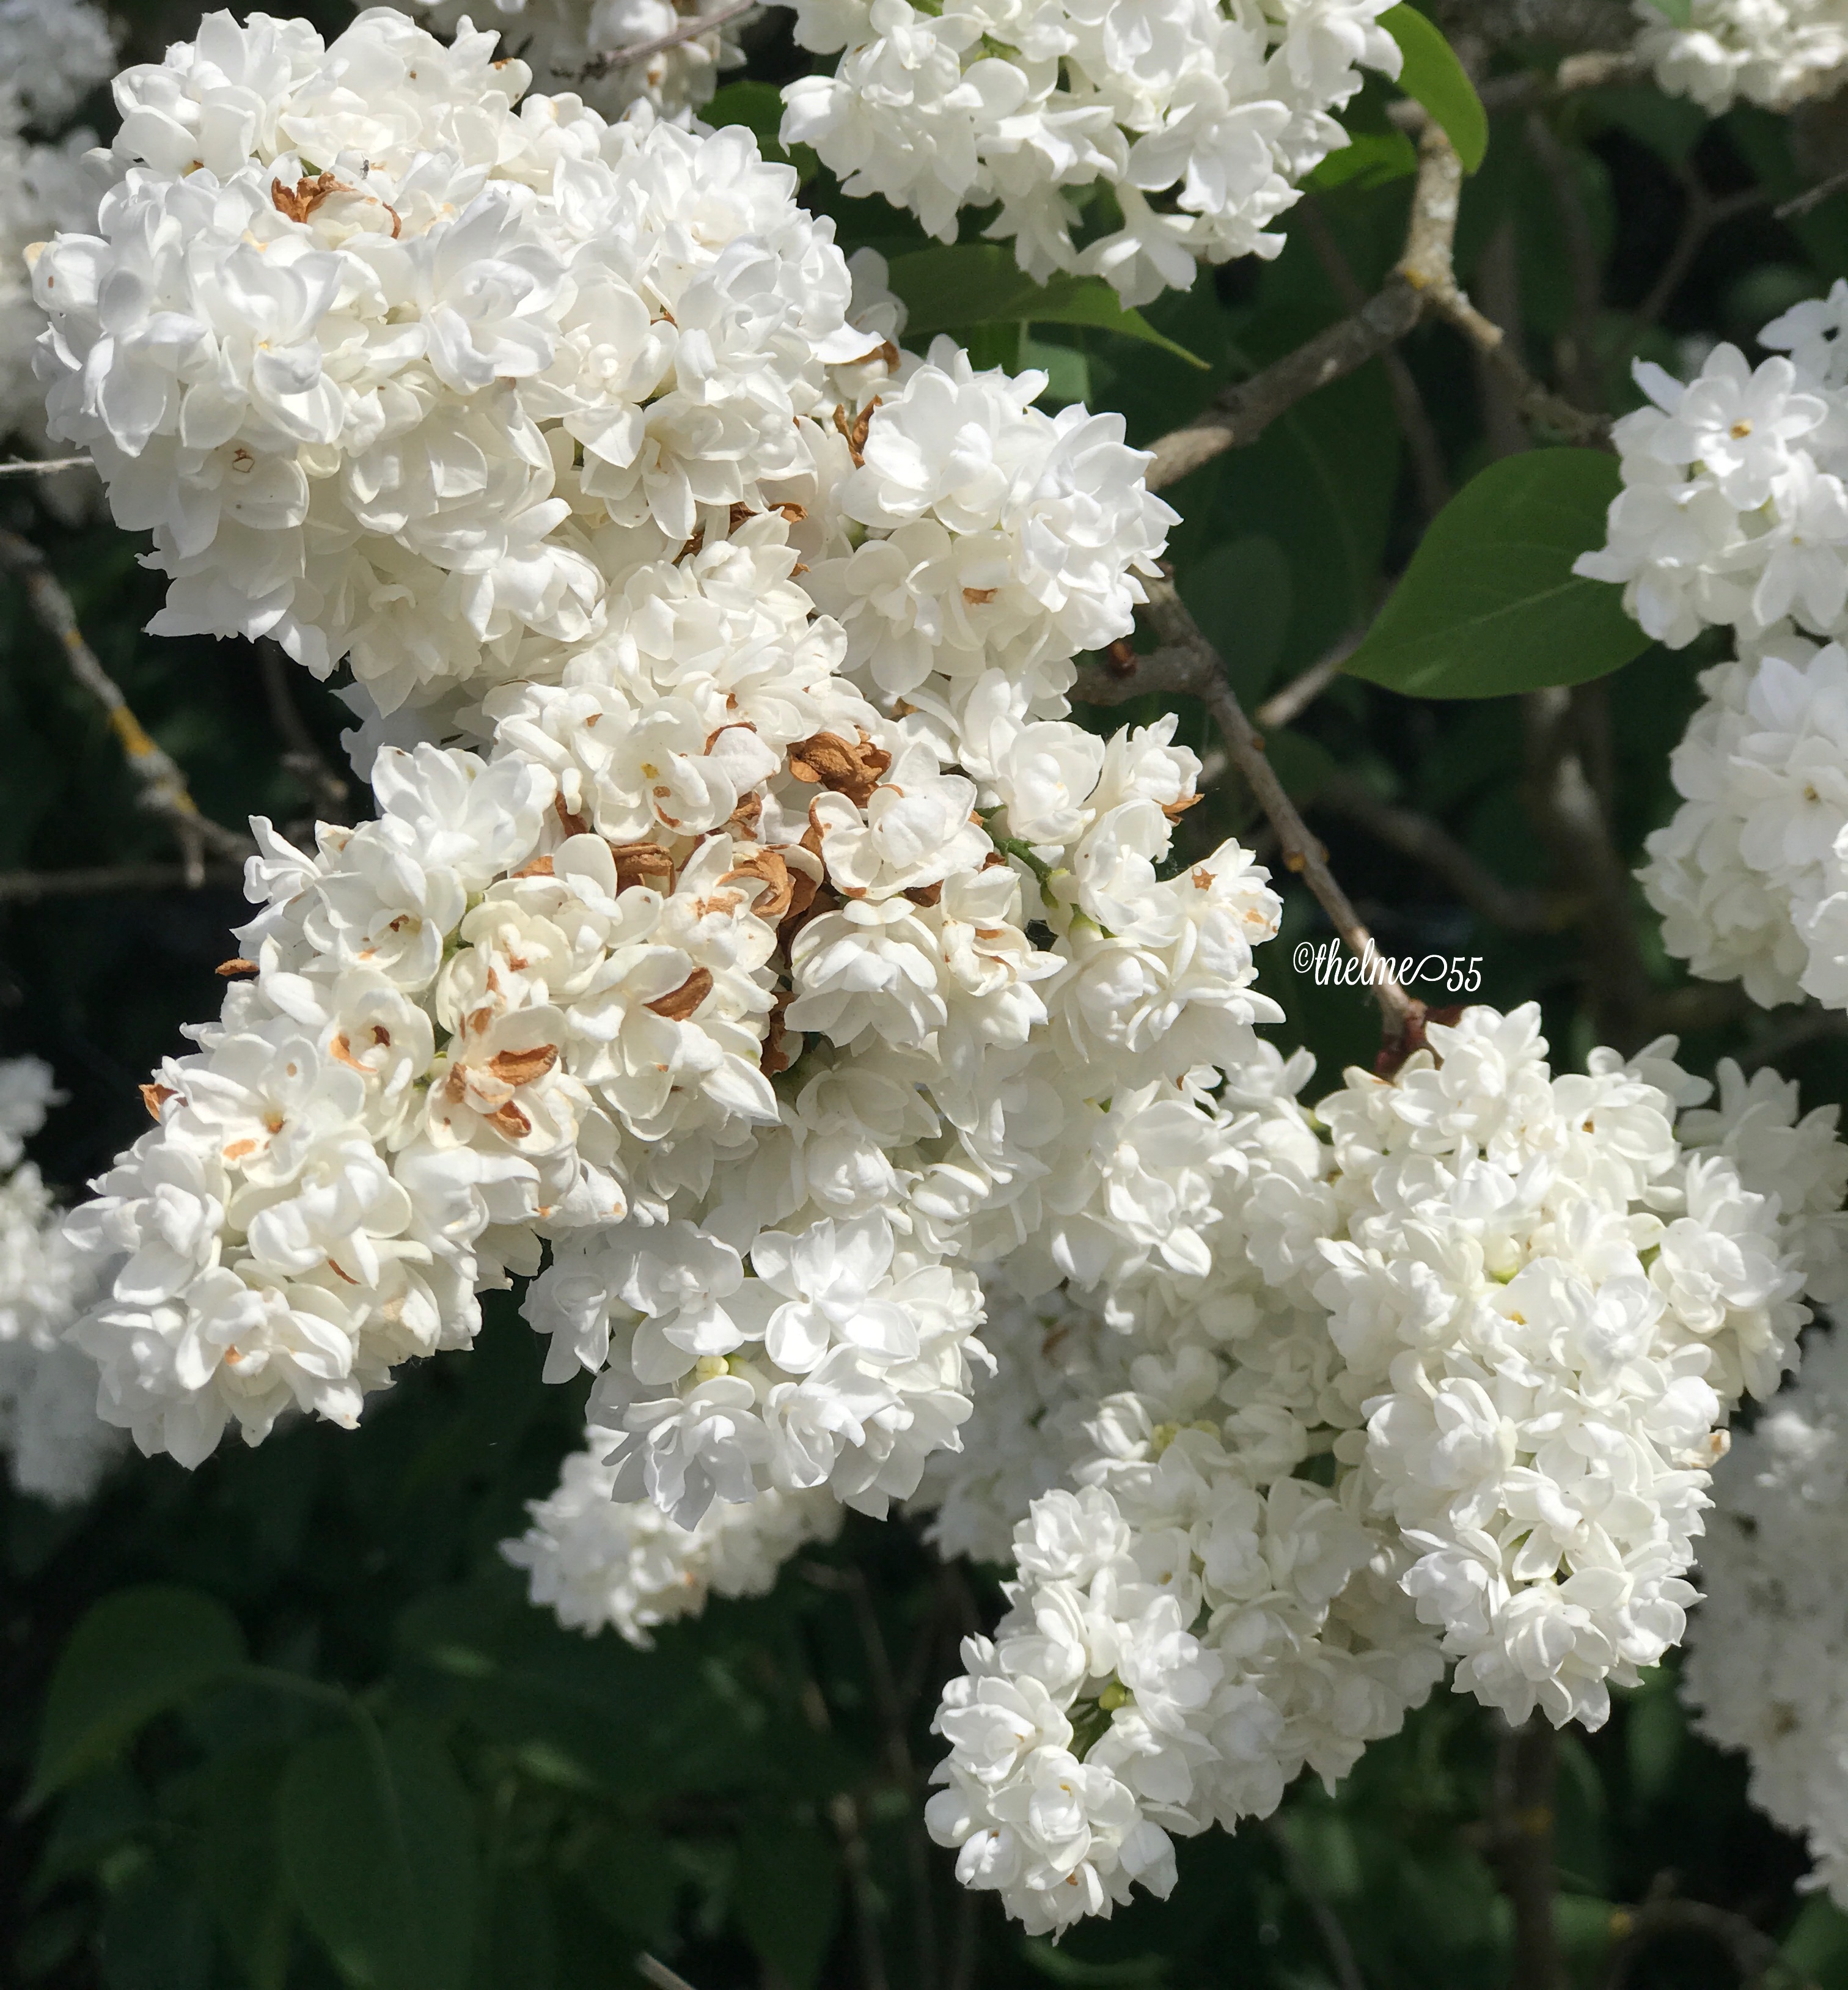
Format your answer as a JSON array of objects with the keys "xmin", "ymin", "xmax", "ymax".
[
  {"xmin": 1776, "ymin": 163, "xmax": 1848, "ymax": 219},
  {"xmin": 637, "ymin": 1957, "xmax": 702, "ymax": 1990},
  {"xmin": 1252, "ymin": 633, "xmax": 1362, "ymax": 731},
  {"xmin": 0, "ymin": 454, "xmax": 94, "ymax": 477},
  {"xmin": 1266, "ymin": 1821, "xmax": 1367, "ymax": 1990},
  {"xmin": 1388, "ymin": 46, "xmax": 1644, "ymax": 131},
  {"xmin": 1300, "ymin": 200, "xmax": 1453, "ymax": 517},
  {"xmin": 0, "ymin": 862, "xmax": 244, "ymax": 903},
  {"xmin": 801, "ymin": 1563, "xmax": 938, "ymax": 1990},
  {"xmin": 1145, "ymin": 127, "xmax": 1608, "ymax": 492},
  {"xmin": 1602, "ymin": 1882, "xmax": 1796, "ymax": 1989},
  {"xmin": 571, "ymin": 0, "xmax": 756, "ymax": 76},
  {"xmin": 257, "ymin": 638, "xmax": 350, "ymax": 823},
  {"xmin": 0, "ymin": 530, "xmax": 252, "ymax": 883},
  {"xmin": 1620, "ymin": 168, "xmax": 1769, "ymax": 354},
  {"xmin": 1076, "ymin": 578, "xmax": 1423, "ymax": 1051},
  {"xmin": 1494, "ymin": 1718, "xmax": 1563, "ymax": 1990},
  {"xmin": 1312, "ymin": 774, "xmax": 1559, "ymax": 932}
]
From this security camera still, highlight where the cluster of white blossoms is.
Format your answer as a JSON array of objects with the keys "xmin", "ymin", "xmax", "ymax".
[
  {"xmin": 774, "ymin": 0, "xmax": 1402, "ymax": 306},
  {"xmin": 0, "ymin": 0, "xmax": 116, "ymax": 457},
  {"xmin": 504, "ymin": 1417, "xmax": 840, "ymax": 1644},
  {"xmin": 33, "ymin": 7, "xmax": 1173, "ymax": 722},
  {"xmin": 1575, "ymin": 304, "xmax": 1848, "ymax": 1013},
  {"xmin": 0, "ymin": 1058, "xmax": 120, "ymax": 1507},
  {"xmin": 1634, "ymin": 632, "xmax": 1848, "ymax": 1012},
  {"xmin": 54, "ymin": 10, "xmax": 1316, "ymax": 1545},
  {"xmin": 923, "ymin": 1007, "xmax": 1848, "ymax": 1930},
  {"xmin": 1575, "ymin": 300, "xmax": 1848, "ymax": 658},
  {"xmin": 397, "ymin": 0, "xmax": 757, "ymax": 122},
  {"xmin": 1634, "ymin": 0, "xmax": 1848, "ymax": 112},
  {"xmin": 1682, "ymin": 1326, "xmax": 1848, "ymax": 1909},
  {"xmin": 1315, "ymin": 1008, "xmax": 1848, "ymax": 1731}
]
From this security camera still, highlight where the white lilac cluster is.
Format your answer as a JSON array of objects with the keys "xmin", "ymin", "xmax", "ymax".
[
  {"xmin": 926, "ymin": 1043, "xmax": 1447, "ymax": 1936},
  {"xmin": 395, "ymin": 0, "xmax": 757, "ymax": 122},
  {"xmin": 56, "ymin": 13, "xmax": 1299, "ymax": 1541},
  {"xmin": 33, "ymin": 8, "xmax": 1174, "ymax": 724},
  {"xmin": 1316, "ymin": 1005, "xmax": 1848, "ymax": 1731},
  {"xmin": 0, "ymin": 0, "xmax": 116, "ymax": 458},
  {"xmin": 503, "ymin": 1418, "xmax": 840, "ymax": 1644},
  {"xmin": 1575, "ymin": 301, "xmax": 1848, "ymax": 659},
  {"xmin": 925, "ymin": 1006, "xmax": 1848, "ymax": 1931},
  {"xmin": 1682, "ymin": 1326, "xmax": 1848, "ymax": 1907},
  {"xmin": 1635, "ymin": 632, "xmax": 1848, "ymax": 1012},
  {"xmin": 1634, "ymin": 0, "xmax": 1848, "ymax": 112},
  {"xmin": 0, "ymin": 1057, "xmax": 120, "ymax": 1506},
  {"xmin": 774, "ymin": 0, "xmax": 1402, "ymax": 306}
]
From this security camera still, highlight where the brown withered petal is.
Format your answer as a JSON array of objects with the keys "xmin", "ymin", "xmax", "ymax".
[
  {"xmin": 904, "ymin": 881, "xmax": 943, "ymax": 908},
  {"xmin": 776, "ymin": 502, "xmax": 807, "ymax": 524},
  {"xmin": 512, "ymin": 854, "xmax": 556, "ymax": 878},
  {"xmin": 761, "ymin": 990, "xmax": 796, "ymax": 1078},
  {"xmin": 778, "ymin": 881, "xmax": 836, "ymax": 956},
  {"xmin": 489, "ymin": 1100, "xmax": 534, "ymax": 1140},
  {"xmin": 645, "ymin": 966, "xmax": 714, "ymax": 1022},
  {"xmin": 607, "ymin": 840, "xmax": 675, "ymax": 893},
  {"xmin": 270, "ymin": 170, "xmax": 340, "ymax": 224},
  {"xmin": 720, "ymin": 848, "xmax": 796, "ymax": 922},
  {"xmin": 1162, "ymin": 792, "xmax": 1202, "ymax": 822},
  {"xmin": 961, "ymin": 587, "xmax": 998, "ymax": 606},
  {"xmin": 674, "ymin": 526, "xmax": 705, "ymax": 564},
  {"xmin": 488, "ymin": 1044, "xmax": 559, "ymax": 1087},
  {"xmin": 141, "ymin": 1082, "xmax": 176, "ymax": 1120},
  {"xmin": 554, "ymin": 795, "xmax": 592, "ymax": 839},
  {"xmin": 728, "ymin": 501, "xmax": 755, "ymax": 534},
  {"xmin": 725, "ymin": 792, "xmax": 764, "ymax": 840},
  {"xmin": 215, "ymin": 958, "xmax": 259, "ymax": 978},
  {"xmin": 788, "ymin": 729, "xmax": 892, "ymax": 807}
]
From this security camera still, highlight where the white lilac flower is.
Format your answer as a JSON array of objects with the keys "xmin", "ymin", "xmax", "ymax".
[
  {"xmin": 504, "ymin": 1420, "xmax": 840, "ymax": 1644},
  {"xmin": 774, "ymin": 0, "xmax": 1403, "ymax": 305},
  {"xmin": 1682, "ymin": 1327, "xmax": 1848, "ymax": 1908},
  {"xmin": 1634, "ymin": 0, "xmax": 1848, "ymax": 112},
  {"xmin": 0, "ymin": 1059, "xmax": 121, "ymax": 1507}
]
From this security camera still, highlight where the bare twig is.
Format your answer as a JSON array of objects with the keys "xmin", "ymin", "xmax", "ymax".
[
  {"xmin": 1388, "ymin": 46, "xmax": 1643, "ymax": 131},
  {"xmin": 1300, "ymin": 200, "xmax": 1453, "ymax": 517},
  {"xmin": 1267, "ymin": 1821, "xmax": 1367, "ymax": 1990},
  {"xmin": 1253, "ymin": 631, "xmax": 1364, "ymax": 731},
  {"xmin": 1621, "ymin": 166, "xmax": 1770, "ymax": 353},
  {"xmin": 1524, "ymin": 114, "xmax": 1606, "ymax": 413},
  {"xmin": 636, "ymin": 1958, "xmax": 702, "ymax": 1990},
  {"xmin": 1077, "ymin": 578, "xmax": 1423, "ymax": 1050},
  {"xmin": 0, "ymin": 454, "xmax": 94, "ymax": 477},
  {"xmin": 1145, "ymin": 127, "xmax": 1607, "ymax": 493},
  {"xmin": 257, "ymin": 638, "xmax": 350, "ymax": 823},
  {"xmin": 801, "ymin": 1562, "xmax": 937, "ymax": 1990},
  {"xmin": 1602, "ymin": 1881, "xmax": 1794, "ymax": 1989},
  {"xmin": 1313, "ymin": 774, "xmax": 1559, "ymax": 932},
  {"xmin": 1776, "ymin": 163, "xmax": 1848, "ymax": 219},
  {"xmin": 0, "ymin": 529, "xmax": 252, "ymax": 884},
  {"xmin": 1494, "ymin": 1718, "xmax": 1563, "ymax": 1990},
  {"xmin": 0, "ymin": 862, "xmax": 244, "ymax": 903},
  {"xmin": 1521, "ymin": 685, "xmax": 1656, "ymax": 1051},
  {"xmin": 571, "ymin": 0, "xmax": 756, "ymax": 76}
]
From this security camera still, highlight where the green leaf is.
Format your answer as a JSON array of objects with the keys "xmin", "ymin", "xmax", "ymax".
[
  {"xmin": 277, "ymin": 1720, "xmax": 479, "ymax": 1990},
  {"xmin": 1639, "ymin": 0, "xmax": 1693, "ymax": 24},
  {"xmin": 100, "ymin": 1856, "xmax": 216, "ymax": 1990},
  {"xmin": 706, "ymin": 81, "xmax": 819, "ymax": 185},
  {"xmin": 1783, "ymin": 1895, "xmax": 1848, "ymax": 1981},
  {"xmin": 884, "ymin": 245, "xmax": 1207, "ymax": 367},
  {"xmin": 1343, "ymin": 450, "xmax": 1649, "ymax": 699},
  {"xmin": 28, "ymin": 1587, "xmax": 246, "ymax": 1807},
  {"xmin": 1381, "ymin": 7, "xmax": 1489, "ymax": 172},
  {"xmin": 194, "ymin": 1747, "xmax": 295, "ymax": 1990}
]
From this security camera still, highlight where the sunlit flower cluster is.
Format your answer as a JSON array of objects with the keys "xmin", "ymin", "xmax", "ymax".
[{"xmin": 774, "ymin": 0, "xmax": 1402, "ymax": 305}]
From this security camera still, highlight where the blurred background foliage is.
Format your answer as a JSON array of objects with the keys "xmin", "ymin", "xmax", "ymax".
[{"xmin": 9, "ymin": 2, "xmax": 1848, "ymax": 1988}]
